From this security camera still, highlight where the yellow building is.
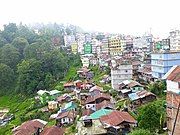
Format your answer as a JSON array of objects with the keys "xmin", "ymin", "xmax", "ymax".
[
  {"xmin": 71, "ymin": 42, "xmax": 78, "ymax": 54},
  {"xmin": 108, "ymin": 37, "xmax": 122, "ymax": 56}
]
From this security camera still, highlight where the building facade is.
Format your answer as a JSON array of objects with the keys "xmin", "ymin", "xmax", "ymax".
[
  {"xmin": 169, "ymin": 29, "xmax": 180, "ymax": 51},
  {"xmin": 111, "ymin": 64, "xmax": 133, "ymax": 89},
  {"xmin": 108, "ymin": 37, "xmax": 122, "ymax": 56},
  {"xmin": 165, "ymin": 66, "xmax": 180, "ymax": 135},
  {"xmin": 71, "ymin": 42, "xmax": 78, "ymax": 54},
  {"xmin": 151, "ymin": 52, "xmax": 180, "ymax": 79},
  {"xmin": 101, "ymin": 38, "xmax": 109, "ymax": 54}
]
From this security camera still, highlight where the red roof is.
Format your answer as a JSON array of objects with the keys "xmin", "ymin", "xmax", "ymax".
[
  {"xmin": 63, "ymin": 82, "xmax": 74, "ymax": 87},
  {"xmin": 13, "ymin": 120, "xmax": 46, "ymax": 135},
  {"xmin": 96, "ymin": 100, "xmax": 114, "ymax": 110},
  {"xmin": 40, "ymin": 126, "xmax": 64, "ymax": 135},
  {"xmin": 100, "ymin": 111, "xmax": 136, "ymax": 126},
  {"xmin": 82, "ymin": 108, "xmax": 94, "ymax": 116},
  {"xmin": 167, "ymin": 66, "xmax": 180, "ymax": 82},
  {"xmin": 85, "ymin": 93, "xmax": 111, "ymax": 104},
  {"xmin": 56, "ymin": 110, "xmax": 76, "ymax": 120}
]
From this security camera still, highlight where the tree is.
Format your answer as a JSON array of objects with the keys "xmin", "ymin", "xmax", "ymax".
[
  {"xmin": 147, "ymin": 81, "xmax": 166, "ymax": 96},
  {"xmin": 12, "ymin": 37, "xmax": 29, "ymax": 58},
  {"xmin": 16, "ymin": 59, "xmax": 43, "ymax": 94},
  {"xmin": 0, "ymin": 35, "xmax": 7, "ymax": 48},
  {"xmin": 2, "ymin": 23, "xmax": 17, "ymax": 43},
  {"xmin": 41, "ymin": 50, "xmax": 68, "ymax": 80},
  {"xmin": 137, "ymin": 100, "xmax": 166, "ymax": 133},
  {"xmin": 0, "ymin": 63, "xmax": 14, "ymax": 91},
  {"xmin": 0, "ymin": 44, "xmax": 20, "ymax": 69},
  {"xmin": 129, "ymin": 129, "xmax": 152, "ymax": 135},
  {"xmin": 24, "ymin": 41, "xmax": 52, "ymax": 60},
  {"xmin": 16, "ymin": 24, "xmax": 38, "ymax": 44}
]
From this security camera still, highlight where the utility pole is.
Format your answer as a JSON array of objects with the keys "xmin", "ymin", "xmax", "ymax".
[{"xmin": 171, "ymin": 102, "xmax": 180, "ymax": 135}]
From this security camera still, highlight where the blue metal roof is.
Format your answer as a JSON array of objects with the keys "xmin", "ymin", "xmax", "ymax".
[{"xmin": 128, "ymin": 93, "xmax": 139, "ymax": 101}]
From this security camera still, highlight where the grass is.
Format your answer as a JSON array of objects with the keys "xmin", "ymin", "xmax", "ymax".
[{"xmin": 0, "ymin": 95, "xmax": 34, "ymax": 135}]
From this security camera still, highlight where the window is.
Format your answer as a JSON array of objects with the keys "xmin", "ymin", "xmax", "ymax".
[{"xmin": 125, "ymin": 70, "xmax": 128, "ymax": 73}]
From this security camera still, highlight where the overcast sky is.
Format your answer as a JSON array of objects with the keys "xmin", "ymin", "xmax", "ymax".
[{"xmin": 0, "ymin": 0, "xmax": 180, "ymax": 38}]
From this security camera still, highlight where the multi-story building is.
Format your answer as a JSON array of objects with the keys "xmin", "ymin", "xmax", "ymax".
[
  {"xmin": 125, "ymin": 36, "xmax": 133, "ymax": 51},
  {"xmin": 84, "ymin": 43, "xmax": 92, "ymax": 54},
  {"xmin": 85, "ymin": 33, "xmax": 92, "ymax": 43},
  {"xmin": 71, "ymin": 42, "xmax": 78, "ymax": 54},
  {"xmin": 120, "ymin": 38, "xmax": 126, "ymax": 52},
  {"xmin": 151, "ymin": 52, "xmax": 180, "ymax": 79},
  {"xmin": 154, "ymin": 38, "xmax": 170, "ymax": 51},
  {"xmin": 64, "ymin": 35, "xmax": 75, "ymax": 47},
  {"xmin": 169, "ymin": 29, "xmax": 180, "ymax": 51},
  {"xmin": 164, "ymin": 66, "xmax": 180, "ymax": 135},
  {"xmin": 101, "ymin": 38, "xmax": 109, "ymax": 54},
  {"xmin": 111, "ymin": 62, "xmax": 133, "ymax": 89},
  {"xmin": 76, "ymin": 34, "xmax": 85, "ymax": 54},
  {"xmin": 108, "ymin": 37, "xmax": 122, "ymax": 56},
  {"xmin": 133, "ymin": 34, "xmax": 153, "ymax": 52},
  {"xmin": 91, "ymin": 39, "xmax": 101, "ymax": 54}
]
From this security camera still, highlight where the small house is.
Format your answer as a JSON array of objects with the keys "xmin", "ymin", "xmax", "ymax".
[
  {"xmin": 56, "ymin": 94, "xmax": 71, "ymax": 104},
  {"xmin": 128, "ymin": 90, "xmax": 156, "ymax": 108},
  {"xmin": 56, "ymin": 110, "xmax": 76, "ymax": 125},
  {"xmin": 37, "ymin": 90, "xmax": 50, "ymax": 103},
  {"xmin": 63, "ymin": 82, "xmax": 75, "ymax": 91},
  {"xmin": 40, "ymin": 126, "xmax": 64, "ymax": 135},
  {"xmin": 49, "ymin": 90, "xmax": 61, "ymax": 100},
  {"xmin": 100, "ymin": 111, "xmax": 137, "ymax": 134},
  {"xmin": 12, "ymin": 119, "xmax": 47, "ymax": 135},
  {"xmin": 64, "ymin": 101, "xmax": 77, "ymax": 111},
  {"xmin": 90, "ymin": 109, "xmax": 113, "ymax": 120},
  {"xmin": 80, "ymin": 115, "xmax": 92, "ymax": 127},
  {"xmin": 48, "ymin": 101, "xmax": 58, "ymax": 110}
]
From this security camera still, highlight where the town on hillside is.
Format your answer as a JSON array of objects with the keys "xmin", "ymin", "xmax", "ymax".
[{"xmin": 0, "ymin": 23, "xmax": 180, "ymax": 135}]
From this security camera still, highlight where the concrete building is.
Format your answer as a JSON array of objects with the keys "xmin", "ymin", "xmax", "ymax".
[
  {"xmin": 151, "ymin": 52, "xmax": 180, "ymax": 79},
  {"xmin": 91, "ymin": 39, "xmax": 101, "ymax": 54},
  {"xmin": 133, "ymin": 34, "xmax": 153, "ymax": 52},
  {"xmin": 76, "ymin": 34, "xmax": 85, "ymax": 54},
  {"xmin": 101, "ymin": 38, "xmax": 109, "ymax": 54},
  {"xmin": 111, "ymin": 62, "xmax": 133, "ymax": 89},
  {"xmin": 154, "ymin": 39, "xmax": 170, "ymax": 51},
  {"xmin": 169, "ymin": 29, "xmax": 180, "ymax": 51},
  {"xmin": 164, "ymin": 66, "xmax": 180, "ymax": 135},
  {"xmin": 120, "ymin": 39, "xmax": 126, "ymax": 52},
  {"xmin": 71, "ymin": 42, "xmax": 78, "ymax": 54},
  {"xmin": 84, "ymin": 43, "xmax": 92, "ymax": 54},
  {"xmin": 125, "ymin": 36, "xmax": 133, "ymax": 51},
  {"xmin": 108, "ymin": 37, "xmax": 122, "ymax": 56},
  {"xmin": 64, "ymin": 35, "xmax": 76, "ymax": 47}
]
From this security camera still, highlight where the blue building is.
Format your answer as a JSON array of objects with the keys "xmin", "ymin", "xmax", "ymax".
[{"xmin": 151, "ymin": 52, "xmax": 180, "ymax": 79}]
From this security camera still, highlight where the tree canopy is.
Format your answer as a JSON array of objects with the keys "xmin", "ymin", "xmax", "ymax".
[
  {"xmin": 0, "ymin": 63, "xmax": 14, "ymax": 91},
  {"xmin": 137, "ymin": 99, "xmax": 166, "ymax": 133},
  {"xmin": 0, "ymin": 22, "xmax": 82, "ymax": 95}
]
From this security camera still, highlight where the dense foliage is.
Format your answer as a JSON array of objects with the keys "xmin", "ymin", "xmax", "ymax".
[
  {"xmin": 147, "ymin": 81, "xmax": 166, "ymax": 96},
  {"xmin": 0, "ymin": 23, "xmax": 81, "ymax": 95},
  {"xmin": 129, "ymin": 129, "xmax": 152, "ymax": 135},
  {"xmin": 137, "ymin": 99, "xmax": 166, "ymax": 133}
]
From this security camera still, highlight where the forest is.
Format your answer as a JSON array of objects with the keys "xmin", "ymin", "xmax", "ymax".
[{"xmin": 0, "ymin": 23, "xmax": 81, "ymax": 95}]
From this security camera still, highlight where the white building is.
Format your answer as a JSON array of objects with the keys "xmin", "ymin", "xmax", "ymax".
[
  {"xmin": 81, "ymin": 57, "xmax": 90, "ymax": 67},
  {"xmin": 169, "ymin": 29, "xmax": 180, "ymax": 51},
  {"xmin": 64, "ymin": 35, "xmax": 76, "ymax": 47},
  {"xmin": 133, "ymin": 34, "xmax": 153, "ymax": 52},
  {"xmin": 77, "ymin": 34, "xmax": 86, "ymax": 54},
  {"xmin": 111, "ymin": 63, "xmax": 133, "ymax": 90},
  {"xmin": 101, "ymin": 38, "xmax": 109, "ymax": 54}
]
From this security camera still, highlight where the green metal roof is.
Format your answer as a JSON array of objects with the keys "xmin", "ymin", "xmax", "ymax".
[
  {"xmin": 90, "ymin": 109, "xmax": 112, "ymax": 119},
  {"xmin": 64, "ymin": 101, "xmax": 77, "ymax": 110}
]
